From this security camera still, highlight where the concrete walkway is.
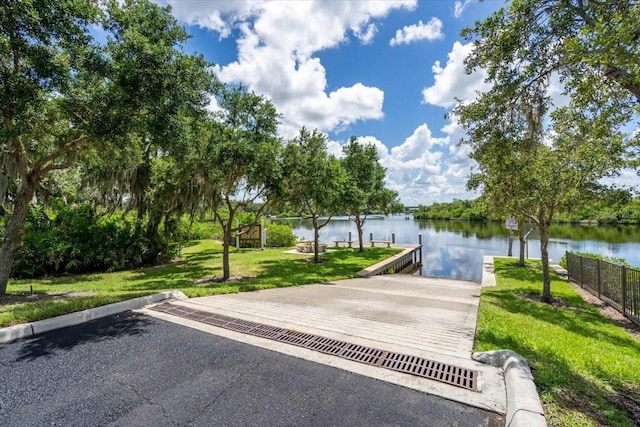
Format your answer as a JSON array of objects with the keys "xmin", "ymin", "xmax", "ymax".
[{"xmin": 142, "ymin": 274, "xmax": 506, "ymax": 414}]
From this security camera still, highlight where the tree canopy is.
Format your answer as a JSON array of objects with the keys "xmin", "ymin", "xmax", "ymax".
[
  {"xmin": 456, "ymin": 0, "xmax": 636, "ymax": 301},
  {"xmin": 341, "ymin": 137, "xmax": 401, "ymax": 251},
  {"xmin": 282, "ymin": 128, "xmax": 347, "ymax": 262},
  {"xmin": 0, "ymin": 0, "xmax": 213, "ymax": 296},
  {"xmin": 463, "ymin": 0, "xmax": 640, "ymax": 122},
  {"xmin": 200, "ymin": 86, "xmax": 281, "ymax": 280}
]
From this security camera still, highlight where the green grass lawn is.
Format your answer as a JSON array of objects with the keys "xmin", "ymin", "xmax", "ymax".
[
  {"xmin": 477, "ymin": 258, "xmax": 640, "ymax": 427},
  {"xmin": 0, "ymin": 240, "xmax": 400, "ymax": 327}
]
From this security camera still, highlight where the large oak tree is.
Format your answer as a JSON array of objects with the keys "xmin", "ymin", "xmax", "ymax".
[{"xmin": 0, "ymin": 0, "xmax": 212, "ymax": 296}]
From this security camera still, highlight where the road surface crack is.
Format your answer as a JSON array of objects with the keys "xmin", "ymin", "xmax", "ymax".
[
  {"xmin": 184, "ymin": 361, "xmax": 262, "ymax": 425},
  {"xmin": 112, "ymin": 375, "xmax": 179, "ymax": 426}
]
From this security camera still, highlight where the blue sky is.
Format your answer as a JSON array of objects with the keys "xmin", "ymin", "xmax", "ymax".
[{"xmin": 155, "ymin": 0, "xmax": 507, "ymax": 205}]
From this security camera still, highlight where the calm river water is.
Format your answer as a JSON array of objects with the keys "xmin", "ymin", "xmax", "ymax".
[{"xmin": 276, "ymin": 216, "xmax": 640, "ymax": 282}]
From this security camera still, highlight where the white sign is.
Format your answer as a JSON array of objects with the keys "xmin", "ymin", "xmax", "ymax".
[{"xmin": 505, "ymin": 218, "xmax": 518, "ymax": 231}]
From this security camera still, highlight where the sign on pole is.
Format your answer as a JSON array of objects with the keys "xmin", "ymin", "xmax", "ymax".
[{"xmin": 505, "ymin": 218, "xmax": 518, "ymax": 231}]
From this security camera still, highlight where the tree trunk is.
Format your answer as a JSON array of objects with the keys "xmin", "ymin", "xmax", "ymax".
[
  {"xmin": 312, "ymin": 216, "xmax": 320, "ymax": 263},
  {"xmin": 539, "ymin": 221, "xmax": 552, "ymax": 303},
  {"xmin": 518, "ymin": 226, "xmax": 526, "ymax": 267},
  {"xmin": 0, "ymin": 178, "xmax": 37, "ymax": 297},
  {"xmin": 222, "ymin": 220, "xmax": 232, "ymax": 280},
  {"xmin": 146, "ymin": 210, "xmax": 161, "ymax": 239},
  {"xmin": 355, "ymin": 214, "xmax": 364, "ymax": 252}
]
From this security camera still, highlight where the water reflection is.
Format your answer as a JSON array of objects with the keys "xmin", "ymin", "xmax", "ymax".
[{"xmin": 276, "ymin": 216, "xmax": 640, "ymax": 281}]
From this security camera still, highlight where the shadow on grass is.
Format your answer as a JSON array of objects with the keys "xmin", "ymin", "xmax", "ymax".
[
  {"xmin": 176, "ymin": 247, "xmax": 396, "ymax": 293},
  {"xmin": 15, "ymin": 312, "xmax": 153, "ymax": 362},
  {"xmin": 254, "ymin": 249, "xmax": 381, "ymax": 288},
  {"xmin": 180, "ymin": 248, "xmax": 222, "ymax": 264},
  {"xmin": 487, "ymin": 289, "xmax": 640, "ymax": 352},
  {"xmin": 488, "ymin": 262, "xmax": 640, "ymax": 352},
  {"xmin": 120, "ymin": 259, "xmax": 217, "ymax": 291},
  {"xmin": 478, "ymin": 329, "xmax": 638, "ymax": 426},
  {"xmin": 19, "ymin": 273, "xmax": 110, "ymax": 287}
]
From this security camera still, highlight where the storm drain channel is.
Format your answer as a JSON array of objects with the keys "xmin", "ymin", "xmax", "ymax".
[{"xmin": 150, "ymin": 302, "xmax": 479, "ymax": 392}]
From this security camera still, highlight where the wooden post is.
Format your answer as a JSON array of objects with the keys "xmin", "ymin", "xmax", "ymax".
[
  {"xmin": 349, "ymin": 231, "xmax": 352, "ymax": 242},
  {"xmin": 369, "ymin": 232, "xmax": 373, "ymax": 244},
  {"xmin": 418, "ymin": 233, "xmax": 422, "ymax": 263},
  {"xmin": 392, "ymin": 233, "xmax": 395, "ymax": 244}
]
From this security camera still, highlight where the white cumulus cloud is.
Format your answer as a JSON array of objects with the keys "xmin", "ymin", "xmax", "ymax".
[
  {"xmin": 422, "ymin": 41, "xmax": 489, "ymax": 108},
  {"xmin": 454, "ymin": 0, "xmax": 474, "ymax": 18},
  {"xmin": 162, "ymin": 0, "xmax": 415, "ymax": 138},
  {"xmin": 389, "ymin": 17, "xmax": 444, "ymax": 46},
  {"xmin": 336, "ymin": 122, "xmax": 473, "ymax": 204}
]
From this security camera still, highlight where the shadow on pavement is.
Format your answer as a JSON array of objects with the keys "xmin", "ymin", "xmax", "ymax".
[{"xmin": 15, "ymin": 312, "xmax": 153, "ymax": 362}]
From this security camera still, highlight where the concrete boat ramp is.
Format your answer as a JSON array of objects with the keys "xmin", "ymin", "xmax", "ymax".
[{"xmin": 142, "ymin": 274, "xmax": 506, "ymax": 414}]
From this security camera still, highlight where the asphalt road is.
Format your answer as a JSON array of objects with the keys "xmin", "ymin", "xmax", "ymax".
[{"xmin": 0, "ymin": 312, "xmax": 503, "ymax": 426}]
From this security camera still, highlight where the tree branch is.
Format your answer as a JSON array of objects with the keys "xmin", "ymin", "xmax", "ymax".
[
  {"xmin": 603, "ymin": 65, "xmax": 640, "ymax": 103},
  {"xmin": 32, "ymin": 134, "xmax": 86, "ymax": 173}
]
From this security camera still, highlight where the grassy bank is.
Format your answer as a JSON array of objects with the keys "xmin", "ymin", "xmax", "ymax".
[
  {"xmin": 1, "ymin": 241, "xmax": 400, "ymax": 327},
  {"xmin": 477, "ymin": 258, "xmax": 640, "ymax": 426}
]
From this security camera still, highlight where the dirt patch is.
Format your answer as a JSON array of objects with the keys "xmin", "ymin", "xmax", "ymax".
[
  {"xmin": 566, "ymin": 281, "xmax": 640, "ymax": 342},
  {"xmin": 553, "ymin": 388, "xmax": 611, "ymax": 426},
  {"xmin": 518, "ymin": 283, "xmax": 640, "ymax": 342},
  {"xmin": 1, "ymin": 291, "xmax": 96, "ymax": 304},
  {"xmin": 517, "ymin": 292, "xmax": 571, "ymax": 308},
  {"xmin": 609, "ymin": 383, "xmax": 640, "ymax": 426},
  {"xmin": 298, "ymin": 258, "xmax": 329, "ymax": 264},
  {"xmin": 192, "ymin": 275, "xmax": 256, "ymax": 285}
]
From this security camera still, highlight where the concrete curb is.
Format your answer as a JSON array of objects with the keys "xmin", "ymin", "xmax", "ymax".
[
  {"xmin": 474, "ymin": 350, "xmax": 546, "ymax": 427},
  {"xmin": 481, "ymin": 255, "xmax": 497, "ymax": 287},
  {"xmin": 0, "ymin": 290, "xmax": 188, "ymax": 344}
]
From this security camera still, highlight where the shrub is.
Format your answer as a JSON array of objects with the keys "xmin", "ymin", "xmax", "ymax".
[
  {"xmin": 11, "ymin": 202, "xmax": 178, "ymax": 278},
  {"xmin": 173, "ymin": 218, "xmax": 222, "ymax": 241},
  {"xmin": 559, "ymin": 251, "xmax": 631, "ymax": 269},
  {"xmin": 265, "ymin": 222, "xmax": 296, "ymax": 247}
]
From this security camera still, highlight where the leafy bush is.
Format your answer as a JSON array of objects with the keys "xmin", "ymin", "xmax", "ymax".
[
  {"xmin": 11, "ymin": 202, "xmax": 178, "ymax": 278},
  {"xmin": 265, "ymin": 222, "xmax": 296, "ymax": 247},
  {"xmin": 559, "ymin": 251, "xmax": 631, "ymax": 269},
  {"xmin": 173, "ymin": 218, "xmax": 222, "ymax": 241}
]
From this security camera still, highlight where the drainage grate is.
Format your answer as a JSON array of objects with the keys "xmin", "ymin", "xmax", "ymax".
[
  {"xmin": 381, "ymin": 353, "xmax": 477, "ymax": 391},
  {"xmin": 149, "ymin": 302, "xmax": 478, "ymax": 391},
  {"xmin": 305, "ymin": 336, "xmax": 348, "ymax": 356},
  {"xmin": 341, "ymin": 343, "xmax": 386, "ymax": 365}
]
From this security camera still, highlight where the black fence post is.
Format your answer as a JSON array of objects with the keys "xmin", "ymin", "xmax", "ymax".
[
  {"xmin": 579, "ymin": 255, "xmax": 584, "ymax": 287},
  {"xmin": 621, "ymin": 265, "xmax": 627, "ymax": 316},
  {"xmin": 596, "ymin": 258, "xmax": 601, "ymax": 298}
]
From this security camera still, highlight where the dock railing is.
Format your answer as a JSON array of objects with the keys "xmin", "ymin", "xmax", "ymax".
[{"xmin": 565, "ymin": 252, "xmax": 640, "ymax": 327}]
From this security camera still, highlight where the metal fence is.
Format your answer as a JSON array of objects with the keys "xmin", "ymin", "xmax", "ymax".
[{"xmin": 566, "ymin": 252, "xmax": 640, "ymax": 327}]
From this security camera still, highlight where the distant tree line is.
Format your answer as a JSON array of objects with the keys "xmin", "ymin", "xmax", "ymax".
[{"xmin": 414, "ymin": 191, "xmax": 640, "ymax": 224}]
